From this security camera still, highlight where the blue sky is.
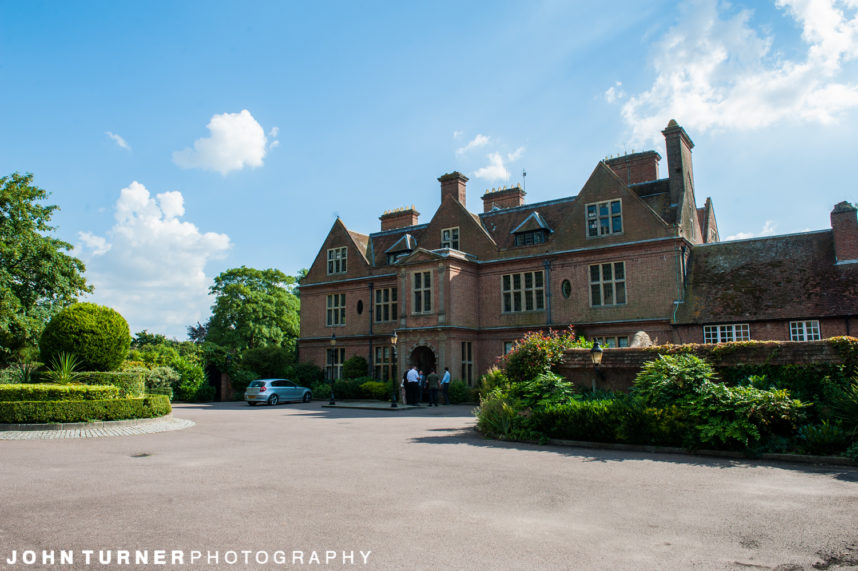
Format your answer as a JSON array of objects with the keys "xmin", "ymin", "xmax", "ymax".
[{"xmin": 2, "ymin": 0, "xmax": 857, "ymax": 339}]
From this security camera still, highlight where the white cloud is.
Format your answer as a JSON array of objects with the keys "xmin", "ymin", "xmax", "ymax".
[
  {"xmin": 474, "ymin": 152, "xmax": 511, "ymax": 182},
  {"xmin": 456, "ymin": 133, "xmax": 490, "ymax": 155},
  {"xmin": 507, "ymin": 147, "xmax": 525, "ymax": 162},
  {"xmin": 172, "ymin": 109, "xmax": 270, "ymax": 175},
  {"xmin": 453, "ymin": 130, "xmax": 463, "ymax": 139},
  {"xmin": 604, "ymin": 82, "xmax": 626, "ymax": 104},
  {"xmin": 105, "ymin": 131, "xmax": 130, "ymax": 150},
  {"xmin": 76, "ymin": 181, "xmax": 231, "ymax": 338},
  {"xmin": 617, "ymin": 0, "xmax": 858, "ymax": 144},
  {"xmin": 78, "ymin": 231, "xmax": 111, "ymax": 255},
  {"xmin": 726, "ymin": 220, "xmax": 777, "ymax": 240}
]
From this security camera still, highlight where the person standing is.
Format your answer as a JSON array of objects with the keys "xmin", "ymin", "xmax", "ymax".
[
  {"xmin": 417, "ymin": 369, "xmax": 425, "ymax": 404},
  {"xmin": 406, "ymin": 365, "xmax": 420, "ymax": 405},
  {"xmin": 427, "ymin": 369, "xmax": 440, "ymax": 407},
  {"xmin": 441, "ymin": 367, "xmax": 451, "ymax": 405}
]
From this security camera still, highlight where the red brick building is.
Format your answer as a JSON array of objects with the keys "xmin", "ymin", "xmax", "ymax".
[{"xmin": 298, "ymin": 120, "xmax": 858, "ymax": 384}]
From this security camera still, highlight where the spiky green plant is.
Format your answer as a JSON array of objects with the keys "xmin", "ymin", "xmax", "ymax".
[{"xmin": 44, "ymin": 352, "xmax": 83, "ymax": 384}]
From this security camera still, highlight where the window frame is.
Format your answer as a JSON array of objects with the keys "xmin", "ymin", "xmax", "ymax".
[
  {"xmin": 326, "ymin": 347, "xmax": 345, "ymax": 380},
  {"xmin": 586, "ymin": 199, "xmax": 623, "ymax": 238},
  {"xmin": 441, "ymin": 227, "xmax": 460, "ymax": 250},
  {"xmin": 412, "ymin": 270, "xmax": 433, "ymax": 315},
  {"xmin": 514, "ymin": 230, "xmax": 547, "ymax": 247},
  {"xmin": 589, "ymin": 262, "xmax": 626, "ymax": 307},
  {"xmin": 594, "ymin": 336, "xmax": 629, "ymax": 348},
  {"xmin": 501, "ymin": 270, "xmax": 545, "ymax": 314},
  {"xmin": 373, "ymin": 346, "xmax": 394, "ymax": 381},
  {"xmin": 326, "ymin": 246, "xmax": 348, "ymax": 275},
  {"xmin": 461, "ymin": 341, "xmax": 473, "ymax": 386},
  {"xmin": 326, "ymin": 293, "xmax": 346, "ymax": 326},
  {"xmin": 703, "ymin": 323, "xmax": 751, "ymax": 343},
  {"xmin": 374, "ymin": 287, "xmax": 398, "ymax": 323},
  {"xmin": 789, "ymin": 320, "xmax": 821, "ymax": 341}
]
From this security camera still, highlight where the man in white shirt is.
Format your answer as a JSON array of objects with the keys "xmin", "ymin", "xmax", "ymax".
[
  {"xmin": 441, "ymin": 367, "xmax": 451, "ymax": 405},
  {"xmin": 406, "ymin": 366, "xmax": 420, "ymax": 405}
]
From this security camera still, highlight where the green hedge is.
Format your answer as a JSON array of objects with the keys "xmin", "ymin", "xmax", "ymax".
[
  {"xmin": 0, "ymin": 395, "xmax": 171, "ymax": 424},
  {"xmin": 78, "ymin": 371, "xmax": 145, "ymax": 397},
  {"xmin": 0, "ymin": 383, "xmax": 120, "ymax": 402}
]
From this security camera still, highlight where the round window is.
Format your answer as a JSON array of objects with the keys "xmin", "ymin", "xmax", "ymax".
[
  {"xmin": 561, "ymin": 279, "xmax": 572, "ymax": 299},
  {"xmin": 357, "ymin": 300, "xmax": 364, "ymax": 314}
]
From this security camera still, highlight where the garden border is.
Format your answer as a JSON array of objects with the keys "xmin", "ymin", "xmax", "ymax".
[{"xmin": 0, "ymin": 413, "xmax": 175, "ymax": 432}]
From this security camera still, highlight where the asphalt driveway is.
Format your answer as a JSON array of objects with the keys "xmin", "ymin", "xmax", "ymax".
[{"xmin": 1, "ymin": 401, "xmax": 857, "ymax": 570}]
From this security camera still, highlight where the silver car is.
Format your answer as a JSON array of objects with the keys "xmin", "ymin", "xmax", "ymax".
[{"xmin": 245, "ymin": 379, "xmax": 312, "ymax": 406}]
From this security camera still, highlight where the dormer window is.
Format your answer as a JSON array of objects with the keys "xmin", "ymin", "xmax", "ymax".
[
  {"xmin": 327, "ymin": 247, "xmax": 347, "ymax": 274},
  {"xmin": 587, "ymin": 199, "xmax": 622, "ymax": 237},
  {"xmin": 514, "ymin": 230, "xmax": 546, "ymax": 246},
  {"xmin": 385, "ymin": 233, "xmax": 416, "ymax": 265},
  {"xmin": 511, "ymin": 211, "xmax": 552, "ymax": 247},
  {"xmin": 441, "ymin": 227, "xmax": 460, "ymax": 249}
]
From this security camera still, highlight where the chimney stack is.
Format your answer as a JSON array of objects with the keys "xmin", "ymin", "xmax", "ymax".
[
  {"xmin": 831, "ymin": 201, "xmax": 858, "ymax": 263},
  {"xmin": 380, "ymin": 206, "xmax": 420, "ymax": 231},
  {"xmin": 662, "ymin": 119, "xmax": 695, "ymax": 208},
  {"xmin": 481, "ymin": 185, "xmax": 526, "ymax": 212},
  {"xmin": 605, "ymin": 151, "xmax": 661, "ymax": 185},
  {"xmin": 438, "ymin": 171, "xmax": 468, "ymax": 207}
]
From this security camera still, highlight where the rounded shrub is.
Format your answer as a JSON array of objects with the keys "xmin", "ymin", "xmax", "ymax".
[
  {"xmin": 39, "ymin": 303, "xmax": 131, "ymax": 372},
  {"xmin": 342, "ymin": 355, "xmax": 368, "ymax": 379}
]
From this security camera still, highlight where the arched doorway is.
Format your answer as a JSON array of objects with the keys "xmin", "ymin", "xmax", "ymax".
[{"xmin": 409, "ymin": 346, "xmax": 437, "ymax": 403}]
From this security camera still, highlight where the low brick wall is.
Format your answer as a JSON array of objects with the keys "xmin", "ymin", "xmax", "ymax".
[{"xmin": 558, "ymin": 340, "xmax": 848, "ymax": 392}]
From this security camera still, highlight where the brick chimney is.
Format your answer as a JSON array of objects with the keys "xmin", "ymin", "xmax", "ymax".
[
  {"xmin": 438, "ymin": 171, "xmax": 468, "ymax": 206},
  {"xmin": 662, "ymin": 119, "xmax": 695, "ymax": 208},
  {"xmin": 831, "ymin": 201, "xmax": 858, "ymax": 263},
  {"xmin": 605, "ymin": 151, "xmax": 661, "ymax": 185},
  {"xmin": 481, "ymin": 185, "xmax": 526, "ymax": 212},
  {"xmin": 380, "ymin": 206, "xmax": 420, "ymax": 231}
]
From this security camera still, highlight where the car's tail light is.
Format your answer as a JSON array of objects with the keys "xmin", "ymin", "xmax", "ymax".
[{"xmin": 259, "ymin": 386, "xmax": 267, "ymax": 392}]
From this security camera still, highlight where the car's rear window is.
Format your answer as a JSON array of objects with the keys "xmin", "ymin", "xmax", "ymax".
[{"xmin": 249, "ymin": 381, "xmax": 266, "ymax": 387}]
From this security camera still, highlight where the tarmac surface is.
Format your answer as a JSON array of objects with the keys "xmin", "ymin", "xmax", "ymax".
[{"xmin": 1, "ymin": 400, "xmax": 857, "ymax": 570}]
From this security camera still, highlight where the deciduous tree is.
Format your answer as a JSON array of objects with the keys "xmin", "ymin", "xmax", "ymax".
[
  {"xmin": 0, "ymin": 173, "xmax": 91, "ymax": 361},
  {"xmin": 204, "ymin": 266, "xmax": 299, "ymax": 351}
]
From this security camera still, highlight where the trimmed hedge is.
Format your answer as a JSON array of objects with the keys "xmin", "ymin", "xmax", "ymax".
[
  {"xmin": 0, "ymin": 383, "xmax": 120, "ymax": 401},
  {"xmin": 78, "ymin": 371, "xmax": 145, "ymax": 397},
  {"xmin": 0, "ymin": 395, "xmax": 171, "ymax": 424}
]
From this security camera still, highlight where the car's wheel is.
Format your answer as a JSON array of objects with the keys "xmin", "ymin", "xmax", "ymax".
[
  {"xmin": 247, "ymin": 401, "xmax": 256, "ymax": 406},
  {"xmin": 268, "ymin": 394, "xmax": 279, "ymax": 406},
  {"xmin": 302, "ymin": 391, "xmax": 312, "ymax": 403}
]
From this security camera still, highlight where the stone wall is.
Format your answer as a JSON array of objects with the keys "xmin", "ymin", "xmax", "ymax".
[{"xmin": 558, "ymin": 340, "xmax": 847, "ymax": 392}]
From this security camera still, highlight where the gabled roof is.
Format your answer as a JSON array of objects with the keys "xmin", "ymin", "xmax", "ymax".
[
  {"xmin": 675, "ymin": 231, "xmax": 858, "ymax": 323},
  {"xmin": 510, "ymin": 211, "xmax": 552, "ymax": 234}
]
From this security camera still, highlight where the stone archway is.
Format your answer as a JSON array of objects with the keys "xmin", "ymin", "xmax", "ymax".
[
  {"xmin": 409, "ymin": 346, "xmax": 437, "ymax": 374},
  {"xmin": 409, "ymin": 346, "xmax": 437, "ymax": 403}
]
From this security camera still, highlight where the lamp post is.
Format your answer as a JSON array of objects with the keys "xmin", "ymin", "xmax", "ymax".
[
  {"xmin": 390, "ymin": 331, "xmax": 398, "ymax": 408},
  {"xmin": 329, "ymin": 333, "xmax": 337, "ymax": 405},
  {"xmin": 590, "ymin": 340, "xmax": 604, "ymax": 393}
]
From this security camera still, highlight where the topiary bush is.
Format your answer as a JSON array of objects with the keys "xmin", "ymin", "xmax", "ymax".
[
  {"xmin": 39, "ymin": 303, "xmax": 131, "ymax": 372},
  {"xmin": 342, "ymin": 355, "xmax": 368, "ymax": 379}
]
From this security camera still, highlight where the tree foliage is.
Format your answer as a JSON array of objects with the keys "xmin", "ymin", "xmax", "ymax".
[
  {"xmin": 0, "ymin": 173, "xmax": 91, "ymax": 362},
  {"xmin": 39, "ymin": 303, "xmax": 131, "ymax": 372},
  {"xmin": 204, "ymin": 266, "xmax": 300, "ymax": 351}
]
